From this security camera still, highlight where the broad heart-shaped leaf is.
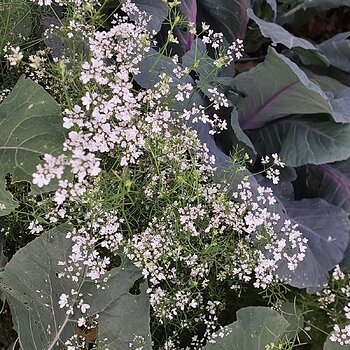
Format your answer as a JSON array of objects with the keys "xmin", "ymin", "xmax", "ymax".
[
  {"xmin": 129, "ymin": 0, "xmax": 168, "ymax": 33},
  {"xmin": 324, "ymin": 336, "xmax": 350, "ymax": 349},
  {"xmin": 252, "ymin": 115, "xmax": 350, "ymax": 167},
  {"xmin": 199, "ymin": 0, "xmax": 249, "ymax": 41},
  {"xmin": 203, "ymin": 306, "xmax": 290, "ymax": 349},
  {"xmin": 233, "ymin": 48, "xmax": 333, "ymax": 131},
  {"xmin": 319, "ymin": 32, "xmax": 350, "ymax": 74},
  {"xmin": 0, "ymin": 226, "xmax": 151, "ymax": 350},
  {"xmin": 248, "ymin": 9, "xmax": 316, "ymax": 50},
  {"xmin": 0, "ymin": 76, "xmax": 65, "ymax": 216},
  {"xmin": 301, "ymin": 0, "xmax": 350, "ymax": 9},
  {"xmin": 276, "ymin": 197, "xmax": 349, "ymax": 292}
]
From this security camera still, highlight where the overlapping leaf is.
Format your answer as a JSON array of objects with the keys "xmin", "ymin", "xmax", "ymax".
[
  {"xmin": 319, "ymin": 32, "xmax": 350, "ymax": 74},
  {"xmin": 248, "ymin": 9, "xmax": 316, "ymax": 50},
  {"xmin": 307, "ymin": 73, "xmax": 350, "ymax": 123},
  {"xmin": 0, "ymin": 226, "xmax": 151, "ymax": 350},
  {"xmin": 129, "ymin": 0, "xmax": 168, "ymax": 33},
  {"xmin": 232, "ymin": 48, "xmax": 333, "ymax": 130},
  {"xmin": 199, "ymin": 0, "xmax": 249, "ymax": 41},
  {"xmin": 0, "ymin": 76, "xmax": 65, "ymax": 216},
  {"xmin": 252, "ymin": 116, "xmax": 350, "ymax": 167}
]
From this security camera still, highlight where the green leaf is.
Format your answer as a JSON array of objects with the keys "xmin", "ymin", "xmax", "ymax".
[
  {"xmin": 248, "ymin": 9, "xmax": 316, "ymax": 50},
  {"xmin": 253, "ymin": 116, "xmax": 350, "ymax": 167},
  {"xmin": 128, "ymin": 0, "xmax": 168, "ymax": 33},
  {"xmin": 231, "ymin": 109, "xmax": 256, "ymax": 155},
  {"xmin": 0, "ymin": 75, "xmax": 65, "ymax": 216},
  {"xmin": 204, "ymin": 306, "xmax": 290, "ymax": 350},
  {"xmin": 0, "ymin": 226, "xmax": 151, "ymax": 350},
  {"xmin": 324, "ymin": 336, "xmax": 350, "ymax": 349},
  {"xmin": 307, "ymin": 72, "xmax": 350, "ymax": 123},
  {"xmin": 319, "ymin": 32, "xmax": 350, "ymax": 74},
  {"xmin": 199, "ymin": 0, "xmax": 249, "ymax": 41},
  {"xmin": 232, "ymin": 48, "xmax": 333, "ymax": 130}
]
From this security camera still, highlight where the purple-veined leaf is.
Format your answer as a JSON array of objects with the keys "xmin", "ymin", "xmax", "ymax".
[
  {"xmin": 252, "ymin": 116, "xmax": 350, "ymax": 167},
  {"xmin": 199, "ymin": 0, "xmax": 249, "ymax": 42},
  {"xmin": 319, "ymin": 32, "xmax": 350, "ymax": 74},
  {"xmin": 176, "ymin": 0, "xmax": 197, "ymax": 52},
  {"xmin": 232, "ymin": 48, "xmax": 333, "ymax": 130}
]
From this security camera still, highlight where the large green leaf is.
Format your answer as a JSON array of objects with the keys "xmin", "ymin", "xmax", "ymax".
[
  {"xmin": 252, "ymin": 116, "xmax": 350, "ymax": 167},
  {"xmin": 319, "ymin": 32, "xmax": 350, "ymax": 74},
  {"xmin": 199, "ymin": 0, "xmax": 249, "ymax": 41},
  {"xmin": 0, "ymin": 226, "xmax": 151, "ymax": 350},
  {"xmin": 0, "ymin": 75, "xmax": 65, "ymax": 216},
  {"xmin": 204, "ymin": 306, "xmax": 289, "ymax": 349},
  {"xmin": 232, "ymin": 48, "xmax": 333, "ymax": 130}
]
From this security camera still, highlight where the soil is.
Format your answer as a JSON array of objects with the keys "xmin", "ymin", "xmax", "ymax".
[{"xmin": 0, "ymin": 303, "xmax": 17, "ymax": 349}]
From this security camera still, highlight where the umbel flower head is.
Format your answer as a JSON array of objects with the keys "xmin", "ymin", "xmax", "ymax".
[{"xmin": 30, "ymin": 1, "xmax": 307, "ymax": 348}]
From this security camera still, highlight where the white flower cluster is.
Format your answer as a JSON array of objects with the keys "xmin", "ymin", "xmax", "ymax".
[{"xmin": 28, "ymin": 1, "xmax": 307, "ymax": 348}]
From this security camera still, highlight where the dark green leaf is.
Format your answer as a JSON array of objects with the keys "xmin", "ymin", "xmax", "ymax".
[
  {"xmin": 0, "ymin": 226, "xmax": 151, "ymax": 350},
  {"xmin": 248, "ymin": 9, "xmax": 316, "ymax": 50},
  {"xmin": 130, "ymin": 0, "xmax": 168, "ymax": 33},
  {"xmin": 0, "ymin": 76, "xmax": 65, "ymax": 216},
  {"xmin": 253, "ymin": 116, "xmax": 350, "ymax": 167},
  {"xmin": 319, "ymin": 32, "xmax": 350, "ymax": 74},
  {"xmin": 199, "ymin": 0, "xmax": 249, "ymax": 41},
  {"xmin": 307, "ymin": 73, "xmax": 350, "ymax": 123},
  {"xmin": 233, "ymin": 48, "xmax": 332, "ymax": 130}
]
